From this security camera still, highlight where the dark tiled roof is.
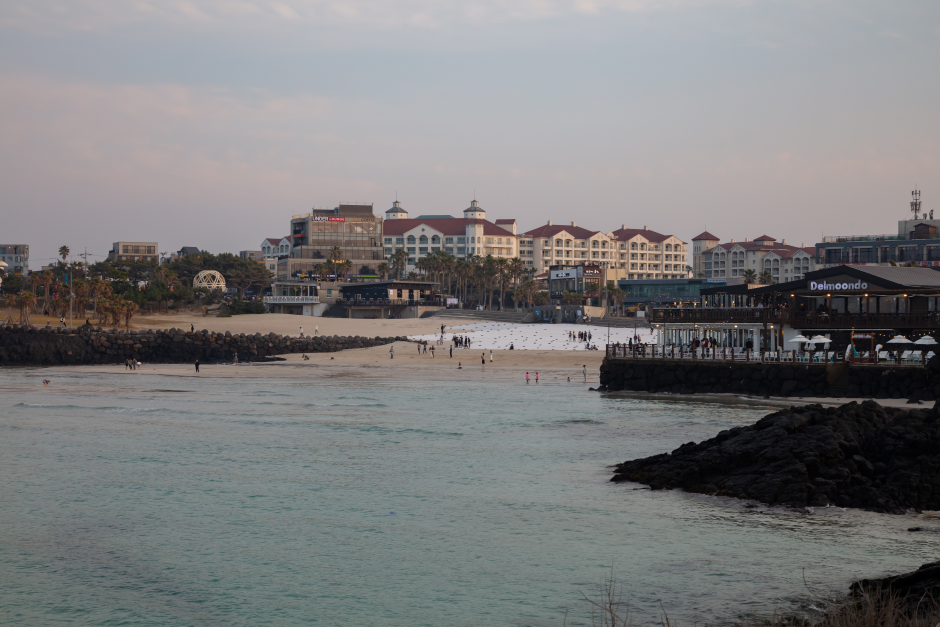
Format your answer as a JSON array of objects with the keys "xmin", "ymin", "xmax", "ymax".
[
  {"xmin": 692, "ymin": 231, "xmax": 719, "ymax": 240},
  {"xmin": 753, "ymin": 235, "xmax": 776, "ymax": 241},
  {"xmin": 494, "ymin": 219, "xmax": 516, "ymax": 224},
  {"xmin": 611, "ymin": 227, "xmax": 683, "ymax": 243},
  {"xmin": 382, "ymin": 218, "xmax": 516, "ymax": 237},
  {"xmin": 522, "ymin": 224, "xmax": 605, "ymax": 239},
  {"xmin": 850, "ymin": 266, "xmax": 940, "ymax": 288}
]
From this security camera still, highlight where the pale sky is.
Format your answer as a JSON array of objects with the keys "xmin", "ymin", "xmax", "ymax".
[{"xmin": 1, "ymin": 0, "xmax": 938, "ymax": 267}]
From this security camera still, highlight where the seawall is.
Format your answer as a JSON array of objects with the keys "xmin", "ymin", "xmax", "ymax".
[
  {"xmin": 599, "ymin": 358, "xmax": 940, "ymax": 401},
  {"xmin": 0, "ymin": 325, "xmax": 405, "ymax": 366}
]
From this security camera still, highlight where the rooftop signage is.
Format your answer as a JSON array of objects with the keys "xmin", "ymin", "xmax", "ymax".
[
  {"xmin": 810, "ymin": 280, "xmax": 868, "ymax": 291},
  {"xmin": 311, "ymin": 216, "xmax": 345, "ymax": 222}
]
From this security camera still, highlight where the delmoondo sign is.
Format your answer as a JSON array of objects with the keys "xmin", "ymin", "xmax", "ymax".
[
  {"xmin": 311, "ymin": 216, "xmax": 346, "ymax": 222},
  {"xmin": 809, "ymin": 280, "xmax": 868, "ymax": 291}
]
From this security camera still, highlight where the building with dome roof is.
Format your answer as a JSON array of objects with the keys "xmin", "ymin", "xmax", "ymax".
[{"xmin": 382, "ymin": 199, "xmax": 520, "ymax": 272}]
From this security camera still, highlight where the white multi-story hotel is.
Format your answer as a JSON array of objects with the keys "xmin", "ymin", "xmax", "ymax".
[
  {"xmin": 521, "ymin": 223, "xmax": 688, "ymax": 279},
  {"xmin": 692, "ymin": 233, "xmax": 816, "ymax": 284},
  {"xmin": 381, "ymin": 200, "xmax": 519, "ymax": 270}
]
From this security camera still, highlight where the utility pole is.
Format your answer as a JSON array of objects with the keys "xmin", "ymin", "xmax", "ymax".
[{"xmin": 69, "ymin": 254, "xmax": 73, "ymax": 329}]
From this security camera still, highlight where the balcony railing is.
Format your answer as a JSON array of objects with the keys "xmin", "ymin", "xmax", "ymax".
[
  {"xmin": 651, "ymin": 308, "xmax": 783, "ymax": 324},
  {"xmin": 264, "ymin": 295, "xmax": 320, "ymax": 304},
  {"xmin": 651, "ymin": 308, "xmax": 940, "ymax": 330},
  {"xmin": 790, "ymin": 312, "xmax": 940, "ymax": 329}
]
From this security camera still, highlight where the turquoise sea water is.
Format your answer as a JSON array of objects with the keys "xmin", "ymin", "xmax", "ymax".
[{"xmin": 0, "ymin": 367, "xmax": 937, "ymax": 626}]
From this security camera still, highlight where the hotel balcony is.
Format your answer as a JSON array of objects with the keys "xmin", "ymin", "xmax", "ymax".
[{"xmin": 263, "ymin": 295, "xmax": 320, "ymax": 304}]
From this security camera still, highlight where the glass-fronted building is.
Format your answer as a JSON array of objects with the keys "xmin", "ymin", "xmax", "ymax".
[
  {"xmin": 617, "ymin": 278, "xmax": 726, "ymax": 306},
  {"xmin": 289, "ymin": 204, "xmax": 384, "ymax": 278}
]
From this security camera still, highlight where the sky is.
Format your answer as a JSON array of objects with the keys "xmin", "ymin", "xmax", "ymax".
[{"xmin": 1, "ymin": 0, "xmax": 938, "ymax": 268}]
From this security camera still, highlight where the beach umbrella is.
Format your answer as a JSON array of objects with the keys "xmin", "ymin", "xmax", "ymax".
[
  {"xmin": 886, "ymin": 335, "xmax": 913, "ymax": 344},
  {"xmin": 805, "ymin": 335, "xmax": 830, "ymax": 348},
  {"xmin": 913, "ymin": 335, "xmax": 937, "ymax": 345},
  {"xmin": 788, "ymin": 335, "xmax": 810, "ymax": 343}
]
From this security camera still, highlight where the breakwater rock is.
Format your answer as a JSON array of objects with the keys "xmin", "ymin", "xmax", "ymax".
[
  {"xmin": 599, "ymin": 359, "xmax": 940, "ymax": 401},
  {"xmin": 0, "ymin": 325, "xmax": 405, "ymax": 365},
  {"xmin": 611, "ymin": 400, "xmax": 940, "ymax": 514}
]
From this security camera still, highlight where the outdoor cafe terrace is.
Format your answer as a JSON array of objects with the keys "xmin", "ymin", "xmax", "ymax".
[{"xmin": 650, "ymin": 265, "xmax": 940, "ymax": 331}]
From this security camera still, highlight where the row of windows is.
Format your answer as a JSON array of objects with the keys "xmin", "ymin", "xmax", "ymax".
[{"xmin": 121, "ymin": 246, "xmax": 156, "ymax": 254}]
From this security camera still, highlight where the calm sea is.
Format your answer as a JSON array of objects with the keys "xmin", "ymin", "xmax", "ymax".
[{"xmin": 0, "ymin": 367, "xmax": 936, "ymax": 626}]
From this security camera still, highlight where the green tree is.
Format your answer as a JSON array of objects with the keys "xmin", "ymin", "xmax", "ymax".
[
  {"xmin": 58, "ymin": 246, "xmax": 70, "ymax": 264},
  {"xmin": 742, "ymin": 269, "xmax": 757, "ymax": 283}
]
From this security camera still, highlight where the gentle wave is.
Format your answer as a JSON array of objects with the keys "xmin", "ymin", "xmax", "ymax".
[{"xmin": 14, "ymin": 403, "xmax": 161, "ymax": 413}]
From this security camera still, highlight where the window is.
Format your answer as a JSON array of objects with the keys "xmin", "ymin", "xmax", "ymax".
[
  {"xmin": 396, "ymin": 238, "xmax": 404, "ymax": 245},
  {"xmin": 457, "ymin": 247, "xmax": 466, "ymax": 254},
  {"xmin": 431, "ymin": 235, "xmax": 440, "ymax": 244},
  {"xmin": 601, "ymin": 241, "xmax": 607, "ymax": 249},
  {"xmin": 556, "ymin": 239, "xmax": 563, "ymax": 246},
  {"xmin": 457, "ymin": 237, "xmax": 465, "ymax": 244},
  {"xmin": 486, "ymin": 238, "xmax": 494, "ymax": 244},
  {"xmin": 419, "ymin": 235, "xmax": 428, "ymax": 244},
  {"xmin": 592, "ymin": 241, "xmax": 598, "ymax": 248},
  {"xmin": 419, "ymin": 247, "xmax": 428, "ymax": 254},
  {"xmin": 407, "ymin": 247, "xmax": 416, "ymax": 253},
  {"xmin": 384, "ymin": 248, "xmax": 392, "ymax": 255},
  {"xmin": 384, "ymin": 238, "xmax": 392, "ymax": 245},
  {"xmin": 445, "ymin": 237, "xmax": 453, "ymax": 244},
  {"xmin": 407, "ymin": 236, "xmax": 416, "ymax": 244},
  {"xmin": 631, "ymin": 243, "xmax": 637, "ymax": 250}
]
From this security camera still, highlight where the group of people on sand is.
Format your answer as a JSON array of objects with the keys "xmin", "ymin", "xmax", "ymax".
[
  {"xmin": 570, "ymin": 330, "xmax": 592, "ymax": 342},
  {"xmin": 125, "ymin": 358, "xmax": 141, "ymax": 370},
  {"xmin": 452, "ymin": 335, "xmax": 472, "ymax": 349}
]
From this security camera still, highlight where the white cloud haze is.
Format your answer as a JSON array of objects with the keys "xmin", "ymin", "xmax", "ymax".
[{"xmin": 0, "ymin": 0, "xmax": 937, "ymax": 265}]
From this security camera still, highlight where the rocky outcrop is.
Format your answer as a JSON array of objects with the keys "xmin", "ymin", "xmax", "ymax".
[
  {"xmin": 0, "ymin": 325, "xmax": 405, "ymax": 365},
  {"xmin": 852, "ymin": 560, "xmax": 940, "ymax": 616},
  {"xmin": 611, "ymin": 400, "xmax": 940, "ymax": 514}
]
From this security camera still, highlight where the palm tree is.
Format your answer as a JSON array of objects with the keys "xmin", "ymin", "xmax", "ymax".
[
  {"xmin": 18, "ymin": 291, "xmax": 36, "ymax": 325},
  {"xmin": 42, "ymin": 270, "xmax": 53, "ymax": 313},
  {"xmin": 29, "ymin": 274, "xmax": 43, "ymax": 313},
  {"xmin": 390, "ymin": 248, "xmax": 408, "ymax": 280},
  {"xmin": 122, "ymin": 300, "xmax": 139, "ymax": 330},
  {"xmin": 759, "ymin": 270, "xmax": 773, "ymax": 285},
  {"xmin": 742, "ymin": 269, "xmax": 757, "ymax": 284},
  {"xmin": 73, "ymin": 279, "xmax": 89, "ymax": 319},
  {"xmin": 494, "ymin": 257, "xmax": 509, "ymax": 311},
  {"xmin": 58, "ymin": 246, "xmax": 70, "ymax": 265},
  {"xmin": 329, "ymin": 246, "xmax": 343, "ymax": 279},
  {"xmin": 377, "ymin": 262, "xmax": 390, "ymax": 281},
  {"xmin": 3, "ymin": 294, "xmax": 16, "ymax": 325}
]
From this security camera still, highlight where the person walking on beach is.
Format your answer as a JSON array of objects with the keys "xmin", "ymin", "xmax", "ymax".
[
  {"xmin": 481, "ymin": 352, "xmax": 486, "ymax": 366},
  {"xmin": 526, "ymin": 372, "xmax": 530, "ymax": 384},
  {"xmin": 449, "ymin": 346, "xmax": 453, "ymax": 358},
  {"xmin": 300, "ymin": 327, "xmax": 304, "ymax": 337},
  {"xmin": 194, "ymin": 359, "xmax": 200, "ymax": 373},
  {"xmin": 489, "ymin": 350, "xmax": 493, "ymax": 363},
  {"xmin": 390, "ymin": 345, "xmax": 394, "ymax": 359},
  {"xmin": 191, "ymin": 324, "xmax": 194, "ymax": 332},
  {"xmin": 423, "ymin": 344, "xmax": 428, "ymax": 354},
  {"xmin": 583, "ymin": 365, "xmax": 587, "ymax": 382},
  {"xmin": 441, "ymin": 323, "xmax": 445, "ymax": 335},
  {"xmin": 233, "ymin": 351, "xmax": 239, "ymax": 364},
  {"xmin": 314, "ymin": 325, "xmax": 318, "ymax": 336},
  {"xmin": 60, "ymin": 317, "xmax": 66, "ymax": 328},
  {"xmin": 124, "ymin": 358, "xmax": 129, "ymax": 370},
  {"xmin": 430, "ymin": 345, "xmax": 435, "ymax": 358},
  {"xmin": 535, "ymin": 372, "xmax": 539, "ymax": 384}
]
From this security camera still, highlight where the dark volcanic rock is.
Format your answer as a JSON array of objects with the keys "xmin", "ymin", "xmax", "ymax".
[
  {"xmin": 851, "ymin": 560, "xmax": 940, "ymax": 616},
  {"xmin": 611, "ymin": 400, "xmax": 940, "ymax": 513}
]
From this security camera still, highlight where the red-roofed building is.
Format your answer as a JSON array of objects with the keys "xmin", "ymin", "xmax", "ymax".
[
  {"xmin": 692, "ymin": 233, "xmax": 817, "ymax": 284},
  {"xmin": 381, "ymin": 199, "xmax": 520, "ymax": 272},
  {"xmin": 520, "ymin": 221, "xmax": 689, "ymax": 279}
]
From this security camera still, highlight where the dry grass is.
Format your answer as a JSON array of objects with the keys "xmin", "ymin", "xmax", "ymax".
[{"xmin": 572, "ymin": 570, "xmax": 940, "ymax": 627}]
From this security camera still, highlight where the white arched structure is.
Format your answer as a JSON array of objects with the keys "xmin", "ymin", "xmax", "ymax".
[{"xmin": 193, "ymin": 270, "xmax": 226, "ymax": 290}]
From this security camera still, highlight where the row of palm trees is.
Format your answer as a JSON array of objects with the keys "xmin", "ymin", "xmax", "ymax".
[{"xmin": 2, "ymin": 290, "xmax": 139, "ymax": 329}]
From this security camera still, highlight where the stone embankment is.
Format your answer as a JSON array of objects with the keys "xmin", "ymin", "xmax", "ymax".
[
  {"xmin": 0, "ymin": 325, "xmax": 405, "ymax": 365},
  {"xmin": 852, "ymin": 560, "xmax": 940, "ymax": 616},
  {"xmin": 611, "ymin": 400, "xmax": 940, "ymax": 514},
  {"xmin": 599, "ymin": 360, "xmax": 940, "ymax": 401}
]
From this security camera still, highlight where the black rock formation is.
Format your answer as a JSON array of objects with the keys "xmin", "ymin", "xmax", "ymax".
[
  {"xmin": 611, "ymin": 400, "xmax": 940, "ymax": 513},
  {"xmin": 0, "ymin": 325, "xmax": 407, "ymax": 366},
  {"xmin": 852, "ymin": 560, "xmax": 940, "ymax": 616}
]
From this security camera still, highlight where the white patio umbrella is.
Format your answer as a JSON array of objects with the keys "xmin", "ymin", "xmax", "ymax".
[
  {"xmin": 806, "ymin": 335, "xmax": 830, "ymax": 345},
  {"xmin": 913, "ymin": 335, "xmax": 937, "ymax": 345},
  {"xmin": 886, "ymin": 335, "xmax": 913, "ymax": 344},
  {"xmin": 788, "ymin": 335, "xmax": 810, "ymax": 344}
]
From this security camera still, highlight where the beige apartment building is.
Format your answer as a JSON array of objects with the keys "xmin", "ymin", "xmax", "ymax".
[
  {"xmin": 691, "ymin": 232, "xmax": 816, "ymax": 284},
  {"xmin": 108, "ymin": 242, "xmax": 159, "ymax": 263},
  {"xmin": 522, "ymin": 222, "xmax": 688, "ymax": 280}
]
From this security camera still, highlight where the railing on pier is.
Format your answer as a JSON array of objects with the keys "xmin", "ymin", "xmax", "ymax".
[
  {"xmin": 604, "ymin": 343, "xmax": 932, "ymax": 366},
  {"xmin": 650, "ymin": 308, "xmax": 940, "ymax": 330},
  {"xmin": 650, "ymin": 308, "xmax": 783, "ymax": 324},
  {"xmin": 264, "ymin": 295, "xmax": 320, "ymax": 304}
]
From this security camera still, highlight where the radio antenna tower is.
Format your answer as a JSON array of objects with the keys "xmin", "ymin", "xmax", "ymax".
[{"xmin": 911, "ymin": 188, "xmax": 922, "ymax": 220}]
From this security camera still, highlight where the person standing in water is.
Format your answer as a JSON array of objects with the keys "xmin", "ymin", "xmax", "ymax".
[
  {"xmin": 583, "ymin": 365, "xmax": 587, "ymax": 382},
  {"xmin": 535, "ymin": 372, "xmax": 539, "ymax": 383},
  {"xmin": 526, "ymin": 372, "xmax": 530, "ymax": 384},
  {"xmin": 194, "ymin": 359, "xmax": 200, "ymax": 373},
  {"xmin": 481, "ymin": 352, "xmax": 485, "ymax": 366}
]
